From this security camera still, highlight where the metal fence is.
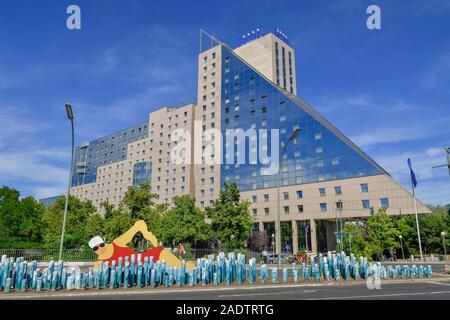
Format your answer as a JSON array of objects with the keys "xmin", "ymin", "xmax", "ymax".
[
  {"xmin": 0, "ymin": 249, "xmax": 97, "ymax": 262},
  {"xmin": 0, "ymin": 248, "xmax": 266, "ymax": 263}
]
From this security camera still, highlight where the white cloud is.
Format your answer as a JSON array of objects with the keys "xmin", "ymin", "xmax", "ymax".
[
  {"xmin": 91, "ymin": 48, "xmax": 119, "ymax": 74},
  {"xmin": 423, "ymin": 52, "xmax": 450, "ymax": 89},
  {"xmin": 426, "ymin": 147, "xmax": 446, "ymax": 157},
  {"xmin": 373, "ymin": 148, "xmax": 450, "ymax": 205},
  {"xmin": 32, "ymin": 186, "xmax": 65, "ymax": 200}
]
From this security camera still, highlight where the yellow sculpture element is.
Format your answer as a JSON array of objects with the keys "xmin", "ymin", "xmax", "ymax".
[{"xmin": 89, "ymin": 220, "xmax": 195, "ymax": 270}]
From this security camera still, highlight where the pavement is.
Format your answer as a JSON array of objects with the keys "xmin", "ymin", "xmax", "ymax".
[{"xmin": 2, "ymin": 277, "xmax": 450, "ymax": 300}]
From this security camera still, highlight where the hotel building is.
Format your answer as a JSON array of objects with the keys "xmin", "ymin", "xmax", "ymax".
[{"xmin": 67, "ymin": 29, "xmax": 430, "ymax": 254}]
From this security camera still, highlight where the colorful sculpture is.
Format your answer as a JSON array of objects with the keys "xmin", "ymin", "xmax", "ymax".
[{"xmin": 89, "ymin": 220, "xmax": 194, "ymax": 270}]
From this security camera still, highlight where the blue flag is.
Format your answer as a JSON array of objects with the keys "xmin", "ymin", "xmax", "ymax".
[{"xmin": 407, "ymin": 158, "xmax": 417, "ymax": 188}]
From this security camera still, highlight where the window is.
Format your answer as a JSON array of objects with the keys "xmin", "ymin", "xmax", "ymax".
[
  {"xmin": 332, "ymin": 157, "xmax": 340, "ymax": 166},
  {"xmin": 320, "ymin": 203, "xmax": 327, "ymax": 212},
  {"xmin": 380, "ymin": 198, "xmax": 389, "ymax": 207},
  {"xmin": 297, "ymin": 205, "xmax": 304, "ymax": 213},
  {"xmin": 319, "ymin": 188, "xmax": 326, "ymax": 196},
  {"xmin": 252, "ymin": 195, "xmax": 257, "ymax": 203},
  {"xmin": 284, "ymin": 206, "xmax": 289, "ymax": 214},
  {"xmin": 296, "ymin": 190, "xmax": 303, "ymax": 198},
  {"xmin": 315, "ymin": 132, "xmax": 322, "ymax": 140},
  {"xmin": 264, "ymin": 208, "xmax": 270, "ymax": 215},
  {"xmin": 360, "ymin": 183, "xmax": 369, "ymax": 193},
  {"xmin": 362, "ymin": 199, "xmax": 370, "ymax": 209},
  {"xmin": 252, "ymin": 208, "xmax": 257, "ymax": 215},
  {"xmin": 336, "ymin": 201, "xmax": 343, "ymax": 209},
  {"xmin": 261, "ymin": 107, "xmax": 267, "ymax": 114},
  {"xmin": 316, "ymin": 146, "xmax": 323, "ymax": 154},
  {"xmin": 317, "ymin": 160, "xmax": 324, "ymax": 168},
  {"xmin": 283, "ymin": 192, "xmax": 289, "ymax": 200},
  {"xmin": 334, "ymin": 186, "xmax": 342, "ymax": 195},
  {"xmin": 264, "ymin": 194, "xmax": 269, "ymax": 202}
]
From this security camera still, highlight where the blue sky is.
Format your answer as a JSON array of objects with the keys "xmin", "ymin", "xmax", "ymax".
[{"xmin": 0, "ymin": 0, "xmax": 449, "ymax": 205}]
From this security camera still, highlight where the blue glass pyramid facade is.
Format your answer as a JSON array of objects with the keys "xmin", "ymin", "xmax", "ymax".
[{"xmin": 220, "ymin": 44, "xmax": 385, "ymax": 192}]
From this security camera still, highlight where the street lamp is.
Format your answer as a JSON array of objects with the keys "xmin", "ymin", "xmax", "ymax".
[
  {"xmin": 276, "ymin": 128, "xmax": 301, "ymax": 268},
  {"xmin": 271, "ymin": 233, "xmax": 275, "ymax": 262},
  {"xmin": 59, "ymin": 104, "xmax": 75, "ymax": 261},
  {"xmin": 399, "ymin": 235, "xmax": 405, "ymax": 260},
  {"xmin": 441, "ymin": 231, "xmax": 447, "ymax": 260}
]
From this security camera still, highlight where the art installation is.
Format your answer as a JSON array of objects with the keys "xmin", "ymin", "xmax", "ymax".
[
  {"xmin": 0, "ymin": 250, "xmax": 433, "ymax": 293},
  {"xmin": 89, "ymin": 220, "xmax": 194, "ymax": 270}
]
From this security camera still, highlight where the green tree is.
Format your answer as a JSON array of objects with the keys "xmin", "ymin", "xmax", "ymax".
[
  {"xmin": 341, "ymin": 222, "xmax": 376, "ymax": 260},
  {"xmin": 122, "ymin": 182, "xmax": 163, "ymax": 233},
  {"xmin": 103, "ymin": 207, "xmax": 134, "ymax": 244},
  {"xmin": 42, "ymin": 195, "xmax": 96, "ymax": 249},
  {"xmin": 0, "ymin": 186, "xmax": 45, "ymax": 248},
  {"xmin": 396, "ymin": 206, "xmax": 450, "ymax": 255},
  {"xmin": 367, "ymin": 207, "xmax": 399, "ymax": 259},
  {"xmin": 159, "ymin": 195, "xmax": 211, "ymax": 247},
  {"xmin": 85, "ymin": 213, "xmax": 106, "ymax": 240},
  {"xmin": 206, "ymin": 183, "xmax": 253, "ymax": 250}
]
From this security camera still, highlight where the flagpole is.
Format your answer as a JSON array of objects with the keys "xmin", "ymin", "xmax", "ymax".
[{"xmin": 411, "ymin": 183, "xmax": 423, "ymax": 261}]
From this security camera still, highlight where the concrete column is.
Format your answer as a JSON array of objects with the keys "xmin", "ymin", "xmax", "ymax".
[
  {"xmin": 326, "ymin": 220, "xmax": 337, "ymax": 251},
  {"xmin": 259, "ymin": 221, "xmax": 264, "ymax": 233},
  {"xmin": 310, "ymin": 219, "xmax": 318, "ymax": 254},
  {"xmin": 292, "ymin": 220, "xmax": 298, "ymax": 254}
]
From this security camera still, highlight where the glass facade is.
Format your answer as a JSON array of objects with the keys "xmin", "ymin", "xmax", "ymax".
[
  {"xmin": 39, "ymin": 195, "xmax": 64, "ymax": 208},
  {"xmin": 219, "ymin": 45, "xmax": 384, "ymax": 192},
  {"xmin": 296, "ymin": 220, "xmax": 312, "ymax": 252},
  {"xmin": 133, "ymin": 161, "xmax": 152, "ymax": 188},
  {"xmin": 71, "ymin": 122, "xmax": 148, "ymax": 187}
]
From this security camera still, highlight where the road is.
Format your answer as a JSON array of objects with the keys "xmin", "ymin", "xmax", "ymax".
[{"xmin": 2, "ymin": 279, "xmax": 450, "ymax": 300}]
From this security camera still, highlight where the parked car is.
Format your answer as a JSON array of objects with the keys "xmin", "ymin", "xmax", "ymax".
[{"xmin": 267, "ymin": 254, "xmax": 287, "ymax": 264}]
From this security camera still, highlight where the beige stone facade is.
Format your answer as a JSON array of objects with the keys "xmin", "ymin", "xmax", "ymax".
[
  {"xmin": 71, "ymin": 104, "xmax": 196, "ymax": 209},
  {"xmin": 234, "ymin": 33, "xmax": 297, "ymax": 95},
  {"xmin": 241, "ymin": 174, "xmax": 430, "ymax": 254},
  {"xmin": 194, "ymin": 46, "xmax": 222, "ymax": 209}
]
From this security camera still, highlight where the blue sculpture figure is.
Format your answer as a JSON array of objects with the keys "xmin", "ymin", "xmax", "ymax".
[
  {"xmin": 249, "ymin": 258, "xmax": 257, "ymax": 284},
  {"xmin": 302, "ymin": 263, "xmax": 308, "ymax": 282},
  {"xmin": 271, "ymin": 267, "xmax": 278, "ymax": 283},
  {"xmin": 61, "ymin": 269, "xmax": 67, "ymax": 290},
  {"xmin": 282, "ymin": 268, "xmax": 288, "ymax": 283},
  {"xmin": 75, "ymin": 272, "xmax": 82, "ymax": 289},
  {"xmin": 51, "ymin": 271, "xmax": 58, "ymax": 291},
  {"xmin": 150, "ymin": 269, "xmax": 156, "ymax": 288},
  {"xmin": 4, "ymin": 278, "xmax": 11, "ymax": 293},
  {"xmin": 81, "ymin": 274, "xmax": 88, "ymax": 290},
  {"xmin": 137, "ymin": 263, "xmax": 143, "ymax": 288}
]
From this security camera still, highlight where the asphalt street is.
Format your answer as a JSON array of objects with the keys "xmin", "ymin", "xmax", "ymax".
[{"xmin": 2, "ymin": 279, "xmax": 450, "ymax": 300}]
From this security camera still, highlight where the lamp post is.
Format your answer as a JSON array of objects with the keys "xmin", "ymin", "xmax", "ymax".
[
  {"xmin": 59, "ymin": 104, "xmax": 75, "ymax": 261},
  {"xmin": 441, "ymin": 231, "xmax": 447, "ymax": 260},
  {"xmin": 399, "ymin": 235, "xmax": 405, "ymax": 260},
  {"xmin": 271, "ymin": 233, "xmax": 275, "ymax": 263},
  {"xmin": 349, "ymin": 233, "xmax": 352, "ymax": 255},
  {"xmin": 276, "ymin": 128, "xmax": 301, "ymax": 268}
]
